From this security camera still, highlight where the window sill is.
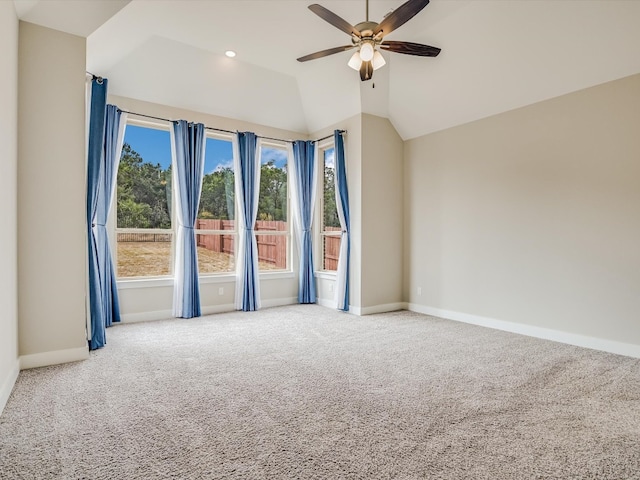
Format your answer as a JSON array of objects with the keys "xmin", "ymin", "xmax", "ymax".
[
  {"xmin": 118, "ymin": 270, "xmax": 295, "ymax": 288},
  {"xmin": 259, "ymin": 271, "xmax": 295, "ymax": 281},
  {"xmin": 315, "ymin": 271, "xmax": 337, "ymax": 280},
  {"xmin": 117, "ymin": 277, "xmax": 173, "ymax": 289}
]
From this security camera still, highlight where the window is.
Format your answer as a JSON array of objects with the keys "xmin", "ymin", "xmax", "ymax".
[
  {"xmin": 196, "ymin": 135, "xmax": 236, "ymax": 274},
  {"xmin": 318, "ymin": 145, "xmax": 341, "ymax": 272},
  {"xmin": 115, "ymin": 121, "xmax": 292, "ymax": 280},
  {"xmin": 255, "ymin": 143, "xmax": 290, "ymax": 271},
  {"xmin": 116, "ymin": 123, "xmax": 173, "ymax": 278}
]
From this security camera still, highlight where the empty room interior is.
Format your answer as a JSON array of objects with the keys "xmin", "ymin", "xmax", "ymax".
[{"xmin": 1, "ymin": 0, "xmax": 639, "ymax": 478}]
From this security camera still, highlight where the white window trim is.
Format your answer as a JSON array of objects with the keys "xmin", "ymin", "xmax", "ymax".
[
  {"xmin": 314, "ymin": 140, "xmax": 339, "ymax": 274},
  {"xmin": 113, "ymin": 118, "xmax": 175, "ymax": 281},
  {"xmin": 252, "ymin": 140, "xmax": 292, "ymax": 274},
  {"xmin": 191, "ymin": 131, "xmax": 238, "ymax": 276}
]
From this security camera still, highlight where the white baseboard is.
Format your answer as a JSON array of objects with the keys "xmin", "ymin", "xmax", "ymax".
[
  {"xmin": 0, "ymin": 359, "xmax": 20, "ymax": 416},
  {"xmin": 260, "ymin": 297, "xmax": 298, "ymax": 309},
  {"xmin": 317, "ymin": 297, "xmax": 338, "ymax": 309},
  {"xmin": 408, "ymin": 303, "xmax": 640, "ymax": 359},
  {"xmin": 19, "ymin": 346, "xmax": 89, "ymax": 370},
  {"xmin": 201, "ymin": 304, "xmax": 235, "ymax": 316},
  {"xmin": 357, "ymin": 302, "xmax": 407, "ymax": 316}
]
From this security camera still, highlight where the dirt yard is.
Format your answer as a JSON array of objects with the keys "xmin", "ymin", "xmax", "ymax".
[{"xmin": 117, "ymin": 242, "xmax": 278, "ymax": 278}]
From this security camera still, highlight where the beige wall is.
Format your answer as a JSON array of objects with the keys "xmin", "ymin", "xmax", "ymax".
[
  {"xmin": 18, "ymin": 23, "xmax": 88, "ymax": 358},
  {"xmin": 360, "ymin": 114, "xmax": 404, "ymax": 309},
  {"xmin": 404, "ymin": 74, "xmax": 640, "ymax": 345},
  {"xmin": 109, "ymin": 95, "xmax": 308, "ymax": 319},
  {"xmin": 0, "ymin": 1, "xmax": 19, "ymax": 413}
]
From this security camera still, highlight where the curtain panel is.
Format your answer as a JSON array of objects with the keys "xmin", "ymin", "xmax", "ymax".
[
  {"xmin": 171, "ymin": 121, "xmax": 206, "ymax": 318},
  {"xmin": 333, "ymin": 131, "xmax": 350, "ymax": 311},
  {"xmin": 233, "ymin": 132, "xmax": 261, "ymax": 311},
  {"xmin": 290, "ymin": 140, "xmax": 318, "ymax": 304},
  {"xmin": 87, "ymin": 77, "xmax": 127, "ymax": 349}
]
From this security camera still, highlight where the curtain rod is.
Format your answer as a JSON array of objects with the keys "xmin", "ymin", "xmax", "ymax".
[
  {"xmin": 86, "ymin": 71, "xmax": 104, "ymax": 84},
  {"xmin": 116, "ymin": 108, "xmax": 345, "ymax": 144}
]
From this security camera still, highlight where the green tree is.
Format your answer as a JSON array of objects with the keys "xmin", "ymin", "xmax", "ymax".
[
  {"xmin": 117, "ymin": 143, "xmax": 171, "ymax": 229},
  {"xmin": 324, "ymin": 166, "xmax": 340, "ymax": 228},
  {"xmin": 199, "ymin": 167, "xmax": 235, "ymax": 220},
  {"xmin": 258, "ymin": 161, "xmax": 287, "ymax": 221}
]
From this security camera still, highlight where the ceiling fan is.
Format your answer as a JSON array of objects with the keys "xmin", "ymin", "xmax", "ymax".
[{"xmin": 297, "ymin": 0, "xmax": 441, "ymax": 81}]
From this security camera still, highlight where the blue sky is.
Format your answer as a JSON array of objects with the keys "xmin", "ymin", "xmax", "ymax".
[
  {"xmin": 324, "ymin": 147, "xmax": 335, "ymax": 168},
  {"xmin": 123, "ymin": 124, "xmax": 287, "ymax": 173}
]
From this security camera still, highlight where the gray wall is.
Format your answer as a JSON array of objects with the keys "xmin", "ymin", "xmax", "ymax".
[
  {"xmin": 404, "ymin": 74, "xmax": 640, "ymax": 345},
  {"xmin": 18, "ymin": 22, "xmax": 88, "ymax": 361},
  {"xmin": 0, "ymin": 1, "xmax": 19, "ymax": 413}
]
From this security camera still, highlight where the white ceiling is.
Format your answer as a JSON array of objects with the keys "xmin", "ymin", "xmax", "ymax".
[{"xmin": 14, "ymin": 0, "xmax": 640, "ymax": 139}]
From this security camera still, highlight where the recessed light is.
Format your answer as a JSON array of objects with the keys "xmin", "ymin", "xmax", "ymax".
[{"xmin": 225, "ymin": 50, "xmax": 236, "ymax": 58}]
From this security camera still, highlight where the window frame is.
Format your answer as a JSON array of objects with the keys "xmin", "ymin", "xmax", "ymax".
[
  {"xmin": 195, "ymin": 131, "xmax": 238, "ymax": 277},
  {"xmin": 114, "ymin": 119, "xmax": 294, "ymax": 284},
  {"xmin": 254, "ymin": 139, "xmax": 292, "ymax": 274},
  {"xmin": 112, "ymin": 118, "xmax": 175, "ymax": 280},
  {"xmin": 315, "ymin": 140, "xmax": 340, "ymax": 275}
]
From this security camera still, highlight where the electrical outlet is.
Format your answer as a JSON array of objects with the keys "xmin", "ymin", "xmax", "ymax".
[
  {"xmin": 417, "ymin": 287, "xmax": 422, "ymax": 296},
  {"xmin": 218, "ymin": 287, "xmax": 224, "ymax": 296}
]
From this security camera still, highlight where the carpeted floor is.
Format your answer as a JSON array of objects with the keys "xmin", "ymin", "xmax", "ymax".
[{"xmin": 1, "ymin": 305, "xmax": 639, "ymax": 479}]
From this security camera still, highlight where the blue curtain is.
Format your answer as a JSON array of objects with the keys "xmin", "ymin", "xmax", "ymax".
[
  {"xmin": 292, "ymin": 140, "xmax": 317, "ymax": 303},
  {"xmin": 87, "ymin": 80, "xmax": 127, "ymax": 349},
  {"xmin": 171, "ymin": 121, "xmax": 206, "ymax": 318},
  {"xmin": 333, "ymin": 131, "xmax": 350, "ymax": 311},
  {"xmin": 234, "ymin": 132, "xmax": 261, "ymax": 311}
]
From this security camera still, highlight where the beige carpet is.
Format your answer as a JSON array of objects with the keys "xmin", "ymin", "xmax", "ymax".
[{"xmin": 1, "ymin": 305, "xmax": 639, "ymax": 479}]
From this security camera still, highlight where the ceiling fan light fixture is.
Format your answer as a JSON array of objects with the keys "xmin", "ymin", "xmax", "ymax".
[
  {"xmin": 359, "ymin": 41, "xmax": 374, "ymax": 61},
  {"xmin": 298, "ymin": 0, "xmax": 440, "ymax": 82},
  {"xmin": 372, "ymin": 50, "xmax": 386, "ymax": 70},
  {"xmin": 347, "ymin": 50, "xmax": 363, "ymax": 70}
]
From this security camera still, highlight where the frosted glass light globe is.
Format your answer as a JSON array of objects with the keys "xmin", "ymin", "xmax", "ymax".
[
  {"xmin": 347, "ymin": 51, "xmax": 363, "ymax": 70},
  {"xmin": 359, "ymin": 42, "xmax": 374, "ymax": 62},
  {"xmin": 372, "ymin": 50, "xmax": 386, "ymax": 70}
]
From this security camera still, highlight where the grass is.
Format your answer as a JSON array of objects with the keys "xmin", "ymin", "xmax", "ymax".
[{"xmin": 117, "ymin": 242, "xmax": 278, "ymax": 278}]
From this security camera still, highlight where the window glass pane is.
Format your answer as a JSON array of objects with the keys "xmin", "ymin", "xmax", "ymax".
[
  {"xmin": 117, "ymin": 233, "xmax": 172, "ymax": 278},
  {"xmin": 256, "ymin": 232, "xmax": 287, "ymax": 271},
  {"xmin": 199, "ymin": 137, "xmax": 235, "ymax": 222},
  {"xmin": 323, "ymin": 147, "xmax": 340, "ymax": 231},
  {"xmin": 117, "ymin": 125, "xmax": 172, "ymax": 229},
  {"xmin": 257, "ymin": 146, "xmax": 288, "ymax": 224},
  {"xmin": 117, "ymin": 125, "xmax": 173, "ymax": 278},
  {"xmin": 196, "ymin": 233, "xmax": 236, "ymax": 274},
  {"xmin": 322, "ymin": 234, "xmax": 340, "ymax": 272},
  {"xmin": 255, "ymin": 145, "xmax": 288, "ymax": 271}
]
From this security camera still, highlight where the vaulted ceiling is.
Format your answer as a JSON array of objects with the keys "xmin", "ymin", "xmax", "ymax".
[{"xmin": 14, "ymin": 0, "xmax": 640, "ymax": 139}]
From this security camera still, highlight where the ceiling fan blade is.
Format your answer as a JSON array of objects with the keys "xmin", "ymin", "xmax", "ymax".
[
  {"xmin": 297, "ymin": 45, "xmax": 355, "ymax": 62},
  {"xmin": 373, "ymin": 0, "xmax": 430, "ymax": 37},
  {"xmin": 308, "ymin": 4, "xmax": 361, "ymax": 37},
  {"xmin": 379, "ymin": 40, "xmax": 441, "ymax": 57},
  {"xmin": 359, "ymin": 60, "xmax": 373, "ymax": 81}
]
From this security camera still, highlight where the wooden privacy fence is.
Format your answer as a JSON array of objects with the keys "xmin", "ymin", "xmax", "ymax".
[
  {"xmin": 117, "ymin": 232, "xmax": 171, "ymax": 243},
  {"xmin": 196, "ymin": 219, "xmax": 288, "ymax": 269},
  {"xmin": 117, "ymin": 222, "xmax": 342, "ymax": 271},
  {"xmin": 323, "ymin": 227, "xmax": 342, "ymax": 271}
]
